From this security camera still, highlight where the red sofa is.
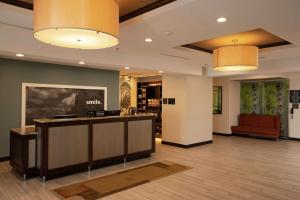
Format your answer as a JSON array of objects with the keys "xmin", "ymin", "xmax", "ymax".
[{"xmin": 231, "ymin": 114, "xmax": 280, "ymax": 139}]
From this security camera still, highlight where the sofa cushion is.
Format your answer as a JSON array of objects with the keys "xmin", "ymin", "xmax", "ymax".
[
  {"xmin": 257, "ymin": 115, "xmax": 276, "ymax": 128},
  {"xmin": 239, "ymin": 115, "xmax": 260, "ymax": 127},
  {"xmin": 231, "ymin": 126, "xmax": 253, "ymax": 134},
  {"xmin": 252, "ymin": 127, "xmax": 279, "ymax": 136},
  {"xmin": 239, "ymin": 114, "xmax": 278, "ymax": 128}
]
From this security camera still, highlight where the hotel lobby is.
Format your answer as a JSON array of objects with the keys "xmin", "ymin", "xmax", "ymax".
[{"xmin": 0, "ymin": 0, "xmax": 300, "ymax": 199}]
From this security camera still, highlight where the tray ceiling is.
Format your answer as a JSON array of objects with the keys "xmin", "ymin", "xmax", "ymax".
[
  {"xmin": 3, "ymin": 0, "xmax": 176, "ymax": 22},
  {"xmin": 183, "ymin": 28, "xmax": 291, "ymax": 54}
]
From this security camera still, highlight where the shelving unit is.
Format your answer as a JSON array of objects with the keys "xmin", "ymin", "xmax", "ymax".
[{"xmin": 137, "ymin": 81, "xmax": 162, "ymax": 137}]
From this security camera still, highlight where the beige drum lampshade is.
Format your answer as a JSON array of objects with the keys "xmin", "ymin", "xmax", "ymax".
[
  {"xmin": 213, "ymin": 45, "xmax": 259, "ymax": 71},
  {"xmin": 33, "ymin": 0, "xmax": 119, "ymax": 49}
]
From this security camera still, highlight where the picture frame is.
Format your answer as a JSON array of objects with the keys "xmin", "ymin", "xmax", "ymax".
[
  {"xmin": 21, "ymin": 83, "xmax": 107, "ymax": 127},
  {"xmin": 213, "ymin": 86, "xmax": 222, "ymax": 114}
]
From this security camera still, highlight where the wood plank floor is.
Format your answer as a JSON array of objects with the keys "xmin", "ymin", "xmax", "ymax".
[{"xmin": 1, "ymin": 135, "xmax": 300, "ymax": 200}]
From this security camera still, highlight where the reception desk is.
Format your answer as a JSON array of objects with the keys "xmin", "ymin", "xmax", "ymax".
[{"xmin": 34, "ymin": 114, "xmax": 156, "ymax": 180}]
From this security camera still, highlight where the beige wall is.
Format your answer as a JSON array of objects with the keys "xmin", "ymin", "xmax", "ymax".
[
  {"xmin": 162, "ymin": 74, "xmax": 212, "ymax": 145},
  {"xmin": 213, "ymin": 78, "xmax": 230, "ymax": 134},
  {"xmin": 185, "ymin": 76, "xmax": 213, "ymax": 144},
  {"xmin": 213, "ymin": 72, "xmax": 300, "ymax": 139},
  {"xmin": 130, "ymin": 77, "xmax": 137, "ymax": 107},
  {"xmin": 287, "ymin": 72, "xmax": 300, "ymax": 139},
  {"xmin": 228, "ymin": 81, "xmax": 240, "ymax": 130},
  {"xmin": 235, "ymin": 72, "xmax": 300, "ymax": 139},
  {"xmin": 162, "ymin": 75, "xmax": 187, "ymax": 143},
  {"xmin": 213, "ymin": 77, "xmax": 240, "ymax": 134}
]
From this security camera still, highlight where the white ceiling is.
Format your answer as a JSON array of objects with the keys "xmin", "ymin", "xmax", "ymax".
[{"xmin": 0, "ymin": 0, "xmax": 300, "ymax": 77}]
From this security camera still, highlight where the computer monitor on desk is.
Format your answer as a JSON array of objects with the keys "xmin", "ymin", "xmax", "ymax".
[
  {"xmin": 104, "ymin": 110, "xmax": 121, "ymax": 116},
  {"xmin": 53, "ymin": 114, "xmax": 78, "ymax": 119}
]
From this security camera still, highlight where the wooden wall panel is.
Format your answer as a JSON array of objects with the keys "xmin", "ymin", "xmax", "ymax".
[
  {"xmin": 28, "ymin": 139, "xmax": 36, "ymax": 168},
  {"xmin": 36, "ymin": 127, "xmax": 41, "ymax": 169},
  {"xmin": 48, "ymin": 125, "xmax": 89, "ymax": 169},
  {"xmin": 128, "ymin": 120, "xmax": 152, "ymax": 153},
  {"xmin": 93, "ymin": 122, "xmax": 124, "ymax": 160}
]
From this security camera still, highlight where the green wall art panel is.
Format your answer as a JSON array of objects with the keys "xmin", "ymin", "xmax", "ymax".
[
  {"xmin": 240, "ymin": 79, "xmax": 289, "ymax": 138},
  {"xmin": 240, "ymin": 82, "xmax": 262, "ymax": 114}
]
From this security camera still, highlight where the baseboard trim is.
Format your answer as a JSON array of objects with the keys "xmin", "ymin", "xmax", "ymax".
[
  {"xmin": 232, "ymin": 133, "xmax": 277, "ymax": 141},
  {"xmin": 213, "ymin": 132, "xmax": 231, "ymax": 136},
  {"xmin": 0, "ymin": 156, "xmax": 10, "ymax": 162},
  {"xmin": 289, "ymin": 137, "xmax": 300, "ymax": 141},
  {"xmin": 161, "ymin": 140, "xmax": 213, "ymax": 148}
]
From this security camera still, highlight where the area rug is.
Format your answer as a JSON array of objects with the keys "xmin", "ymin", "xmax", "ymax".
[{"xmin": 53, "ymin": 161, "xmax": 191, "ymax": 200}]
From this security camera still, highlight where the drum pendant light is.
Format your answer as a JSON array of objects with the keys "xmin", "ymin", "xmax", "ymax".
[
  {"xmin": 213, "ymin": 43, "xmax": 259, "ymax": 72},
  {"xmin": 33, "ymin": 0, "xmax": 119, "ymax": 49}
]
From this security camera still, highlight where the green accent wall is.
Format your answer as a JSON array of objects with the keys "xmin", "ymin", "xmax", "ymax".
[
  {"xmin": 0, "ymin": 58, "xmax": 120, "ymax": 158},
  {"xmin": 240, "ymin": 79, "xmax": 289, "ymax": 138}
]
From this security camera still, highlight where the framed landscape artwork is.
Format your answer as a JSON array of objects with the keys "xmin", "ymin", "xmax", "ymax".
[
  {"xmin": 213, "ymin": 86, "xmax": 222, "ymax": 114},
  {"xmin": 21, "ymin": 83, "xmax": 107, "ymax": 127}
]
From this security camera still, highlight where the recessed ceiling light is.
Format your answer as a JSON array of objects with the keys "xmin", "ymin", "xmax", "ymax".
[
  {"xmin": 217, "ymin": 17, "xmax": 227, "ymax": 23},
  {"xmin": 16, "ymin": 53, "xmax": 24, "ymax": 57},
  {"xmin": 164, "ymin": 31, "xmax": 172, "ymax": 36},
  {"xmin": 158, "ymin": 70, "xmax": 164, "ymax": 74},
  {"xmin": 78, "ymin": 61, "xmax": 85, "ymax": 65},
  {"xmin": 145, "ymin": 38, "xmax": 153, "ymax": 42},
  {"xmin": 260, "ymin": 56, "xmax": 266, "ymax": 60},
  {"xmin": 124, "ymin": 66, "xmax": 130, "ymax": 70}
]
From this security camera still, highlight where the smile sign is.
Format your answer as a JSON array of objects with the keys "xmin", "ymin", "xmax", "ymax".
[{"xmin": 86, "ymin": 99, "xmax": 102, "ymax": 105}]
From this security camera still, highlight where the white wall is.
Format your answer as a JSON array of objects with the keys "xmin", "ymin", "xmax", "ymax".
[{"xmin": 162, "ymin": 74, "xmax": 212, "ymax": 145}]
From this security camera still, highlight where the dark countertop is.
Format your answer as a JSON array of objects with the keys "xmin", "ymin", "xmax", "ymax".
[
  {"xmin": 10, "ymin": 127, "xmax": 36, "ymax": 136},
  {"xmin": 11, "ymin": 114, "xmax": 156, "ymax": 135},
  {"xmin": 33, "ymin": 113, "xmax": 156, "ymax": 124}
]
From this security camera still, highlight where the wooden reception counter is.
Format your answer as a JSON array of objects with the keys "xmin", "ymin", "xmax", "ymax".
[{"xmin": 33, "ymin": 114, "xmax": 156, "ymax": 180}]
